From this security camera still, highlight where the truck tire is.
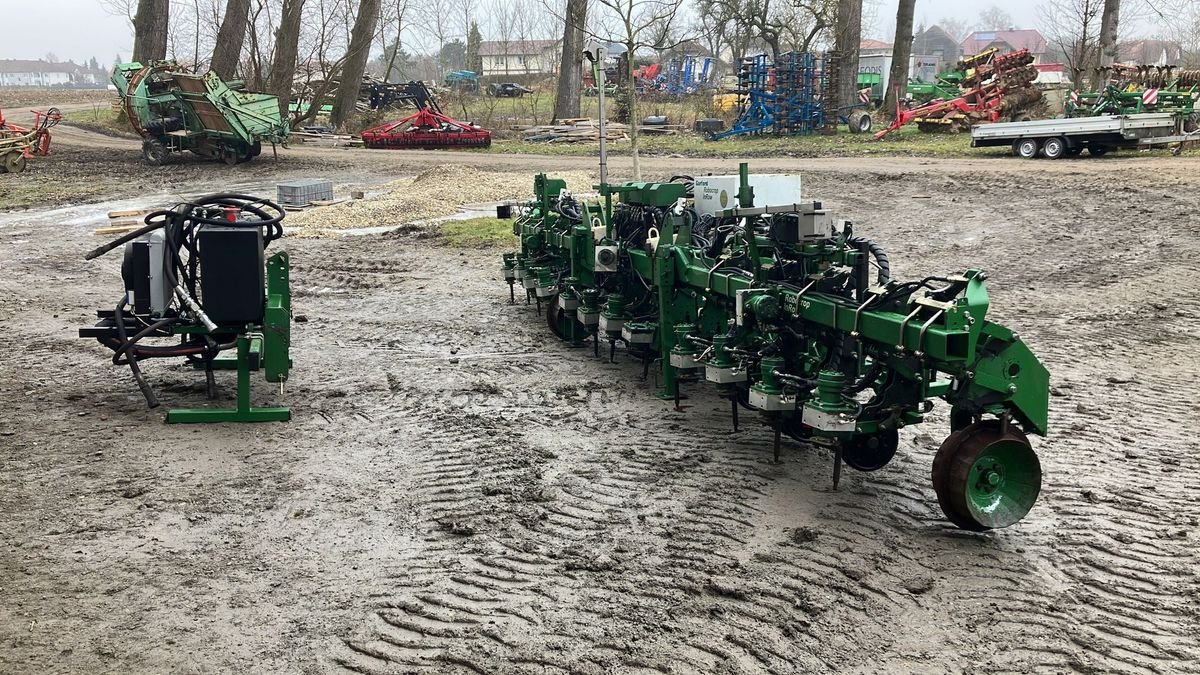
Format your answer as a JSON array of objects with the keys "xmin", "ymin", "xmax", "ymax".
[
  {"xmin": 1087, "ymin": 144, "xmax": 1109, "ymax": 157},
  {"xmin": 142, "ymin": 138, "xmax": 168, "ymax": 166},
  {"xmin": 847, "ymin": 109, "xmax": 872, "ymax": 133},
  {"xmin": 1014, "ymin": 138, "xmax": 1040, "ymax": 159},
  {"xmin": 1041, "ymin": 137, "xmax": 1067, "ymax": 160}
]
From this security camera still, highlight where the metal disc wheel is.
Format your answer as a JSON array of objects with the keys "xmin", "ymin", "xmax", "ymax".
[
  {"xmin": 4, "ymin": 151, "xmax": 26, "ymax": 173},
  {"xmin": 142, "ymin": 139, "xmax": 168, "ymax": 166},
  {"xmin": 545, "ymin": 294, "xmax": 579, "ymax": 341},
  {"xmin": 932, "ymin": 420, "xmax": 1040, "ymax": 531},
  {"xmin": 842, "ymin": 428, "xmax": 898, "ymax": 471},
  {"xmin": 1014, "ymin": 138, "xmax": 1040, "ymax": 159},
  {"xmin": 1041, "ymin": 136, "xmax": 1067, "ymax": 159}
]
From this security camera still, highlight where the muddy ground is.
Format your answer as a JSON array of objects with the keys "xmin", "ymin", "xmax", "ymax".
[{"xmin": 1, "ymin": 124, "xmax": 1198, "ymax": 674}]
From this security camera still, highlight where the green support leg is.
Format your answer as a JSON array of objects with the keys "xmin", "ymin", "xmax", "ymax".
[{"xmin": 167, "ymin": 336, "xmax": 291, "ymax": 423}]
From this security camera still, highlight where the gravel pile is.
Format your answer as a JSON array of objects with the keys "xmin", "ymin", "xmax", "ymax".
[{"xmin": 286, "ymin": 164, "xmax": 594, "ymax": 238}]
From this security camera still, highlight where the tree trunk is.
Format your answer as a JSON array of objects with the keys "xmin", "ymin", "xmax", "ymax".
[
  {"xmin": 267, "ymin": 0, "xmax": 306, "ymax": 120},
  {"xmin": 883, "ymin": 0, "xmax": 915, "ymax": 120},
  {"xmin": 132, "ymin": 0, "xmax": 170, "ymax": 62},
  {"xmin": 331, "ymin": 0, "xmax": 382, "ymax": 128},
  {"xmin": 1096, "ymin": 0, "xmax": 1120, "ymax": 88},
  {"xmin": 626, "ymin": 41, "xmax": 640, "ymax": 180},
  {"xmin": 552, "ymin": 0, "xmax": 587, "ymax": 121},
  {"xmin": 210, "ymin": 0, "xmax": 251, "ymax": 79},
  {"xmin": 833, "ymin": 0, "xmax": 862, "ymax": 119}
]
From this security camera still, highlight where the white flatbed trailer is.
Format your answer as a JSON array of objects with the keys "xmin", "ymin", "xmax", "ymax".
[{"xmin": 970, "ymin": 113, "xmax": 1198, "ymax": 158}]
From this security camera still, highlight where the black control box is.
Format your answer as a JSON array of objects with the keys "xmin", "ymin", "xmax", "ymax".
[{"xmin": 197, "ymin": 225, "xmax": 265, "ymax": 325}]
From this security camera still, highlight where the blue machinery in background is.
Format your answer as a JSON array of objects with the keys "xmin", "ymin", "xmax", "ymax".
[{"xmin": 713, "ymin": 51, "xmax": 872, "ymax": 140}]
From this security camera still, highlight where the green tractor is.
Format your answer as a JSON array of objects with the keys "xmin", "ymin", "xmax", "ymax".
[{"xmin": 112, "ymin": 61, "xmax": 290, "ymax": 166}]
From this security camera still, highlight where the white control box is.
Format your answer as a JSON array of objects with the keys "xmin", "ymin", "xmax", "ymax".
[{"xmin": 693, "ymin": 174, "xmax": 802, "ymax": 217}]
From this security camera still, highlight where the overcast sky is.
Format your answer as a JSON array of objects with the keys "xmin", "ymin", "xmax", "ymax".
[{"xmin": 0, "ymin": 0, "xmax": 1061, "ymax": 64}]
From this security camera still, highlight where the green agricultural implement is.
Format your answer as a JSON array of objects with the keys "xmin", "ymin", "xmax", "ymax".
[
  {"xmin": 112, "ymin": 61, "xmax": 290, "ymax": 166},
  {"xmin": 79, "ymin": 194, "xmax": 292, "ymax": 423},
  {"xmin": 502, "ymin": 161, "xmax": 1050, "ymax": 531}
]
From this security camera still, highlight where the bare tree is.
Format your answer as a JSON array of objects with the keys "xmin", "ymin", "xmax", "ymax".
[
  {"xmin": 977, "ymin": 5, "xmax": 1013, "ymax": 31},
  {"xmin": 1097, "ymin": 0, "xmax": 1120, "ymax": 78},
  {"xmin": 1039, "ymin": 0, "xmax": 1102, "ymax": 87},
  {"xmin": 593, "ymin": 0, "xmax": 688, "ymax": 178},
  {"xmin": 211, "ymin": 0, "xmax": 252, "ymax": 78},
  {"xmin": 553, "ymin": 0, "xmax": 588, "ymax": 120},
  {"xmin": 883, "ymin": 0, "xmax": 915, "ymax": 119},
  {"xmin": 332, "ymin": 0, "xmax": 383, "ymax": 127},
  {"xmin": 833, "ymin": 0, "xmax": 862, "ymax": 116},
  {"xmin": 268, "ymin": 0, "xmax": 307, "ymax": 118},
  {"xmin": 938, "ymin": 16, "xmax": 973, "ymax": 42},
  {"xmin": 132, "ymin": 0, "xmax": 170, "ymax": 62}
]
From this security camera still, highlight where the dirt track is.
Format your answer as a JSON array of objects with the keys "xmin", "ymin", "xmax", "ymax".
[{"xmin": 1, "ymin": 124, "xmax": 1198, "ymax": 674}]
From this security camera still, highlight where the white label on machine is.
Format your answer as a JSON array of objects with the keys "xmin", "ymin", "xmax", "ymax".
[{"xmin": 693, "ymin": 174, "xmax": 802, "ymax": 217}]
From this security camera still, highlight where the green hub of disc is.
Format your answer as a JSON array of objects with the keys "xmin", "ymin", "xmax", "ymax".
[
  {"xmin": 755, "ymin": 356, "xmax": 786, "ymax": 395},
  {"xmin": 963, "ymin": 440, "xmax": 1041, "ymax": 528}
]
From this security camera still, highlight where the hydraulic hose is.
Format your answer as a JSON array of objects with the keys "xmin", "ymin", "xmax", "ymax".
[{"xmin": 850, "ymin": 236, "xmax": 890, "ymax": 285}]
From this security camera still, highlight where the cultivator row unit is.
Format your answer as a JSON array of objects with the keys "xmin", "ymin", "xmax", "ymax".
[
  {"xmin": 0, "ymin": 107, "xmax": 61, "ymax": 173},
  {"xmin": 713, "ymin": 52, "xmax": 871, "ymax": 140},
  {"xmin": 360, "ymin": 81, "xmax": 491, "ymax": 150},
  {"xmin": 112, "ymin": 61, "xmax": 290, "ymax": 166},
  {"xmin": 79, "ymin": 195, "xmax": 292, "ymax": 423},
  {"xmin": 875, "ymin": 49, "xmax": 1043, "ymax": 139},
  {"xmin": 499, "ymin": 163, "xmax": 1049, "ymax": 531}
]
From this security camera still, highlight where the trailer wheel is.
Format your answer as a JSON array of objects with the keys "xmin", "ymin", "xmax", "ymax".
[
  {"xmin": 142, "ymin": 139, "xmax": 168, "ymax": 166},
  {"xmin": 1087, "ymin": 144, "xmax": 1110, "ymax": 157},
  {"xmin": 1041, "ymin": 136, "xmax": 1067, "ymax": 159},
  {"xmin": 1013, "ymin": 138, "xmax": 1040, "ymax": 159},
  {"xmin": 847, "ymin": 109, "xmax": 872, "ymax": 133},
  {"xmin": 4, "ymin": 151, "xmax": 26, "ymax": 173}
]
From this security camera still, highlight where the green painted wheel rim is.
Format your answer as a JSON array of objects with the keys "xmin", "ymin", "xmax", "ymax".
[{"xmin": 963, "ymin": 439, "xmax": 1041, "ymax": 528}]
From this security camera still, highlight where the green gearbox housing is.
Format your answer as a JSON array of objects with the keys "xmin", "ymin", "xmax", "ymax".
[{"xmin": 502, "ymin": 163, "xmax": 1049, "ymax": 531}]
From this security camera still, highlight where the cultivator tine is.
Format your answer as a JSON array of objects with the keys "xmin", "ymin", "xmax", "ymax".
[
  {"xmin": 731, "ymin": 397, "xmax": 739, "ymax": 432},
  {"xmin": 832, "ymin": 443, "xmax": 843, "ymax": 490},
  {"xmin": 773, "ymin": 422, "xmax": 782, "ymax": 463}
]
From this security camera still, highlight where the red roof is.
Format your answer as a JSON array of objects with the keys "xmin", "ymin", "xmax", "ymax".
[
  {"xmin": 859, "ymin": 39, "xmax": 892, "ymax": 51},
  {"xmin": 960, "ymin": 30, "xmax": 1047, "ymax": 56}
]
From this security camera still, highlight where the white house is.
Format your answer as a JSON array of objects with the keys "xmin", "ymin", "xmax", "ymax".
[
  {"xmin": 0, "ymin": 60, "xmax": 97, "ymax": 87},
  {"xmin": 478, "ymin": 40, "xmax": 560, "ymax": 77}
]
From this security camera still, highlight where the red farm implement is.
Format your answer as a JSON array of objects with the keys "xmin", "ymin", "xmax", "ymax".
[
  {"xmin": 0, "ymin": 107, "xmax": 61, "ymax": 173},
  {"xmin": 874, "ymin": 49, "xmax": 1041, "ymax": 140},
  {"xmin": 359, "ymin": 83, "xmax": 490, "ymax": 150}
]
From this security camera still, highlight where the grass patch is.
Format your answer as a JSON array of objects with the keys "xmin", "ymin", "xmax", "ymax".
[
  {"xmin": 439, "ymin": 217, "xmax": 517, "ymax": 248},
  {"xmin": 62, "ymin": 107, "xmax": 138, "ymax": 138}
]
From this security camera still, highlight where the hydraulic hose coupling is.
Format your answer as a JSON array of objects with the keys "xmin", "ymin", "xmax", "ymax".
[
  {"xmin": 705, "ymin": 334, "xmax": 747, "ymax": 386},
  {"xmin": 559, "ymin": 278, "xmax": 580, "ymax": 310},
  {"xmin": 577, "ymin": 288, "xmax": 601, "ymax": 327},
  {"xmin": 669, "ymin": 323, "xmax": 699, "ymax": 371},
  {"xmin": 599, "ymin": 293, "xmax": 627, "ymax": 336},
  {"xmin": 523, "ymin": 265, "xmax": 541, "ymax": 291},
  {"xmin": 502, "ymin": 252, "xmax": 517, "ymax": 281},
  {"xmin": 535, "ymin": 268, "xmax": 557, "ymax": 298},
  {"xmin": 749, "ymin": 355, "xmax": 790, "ymax": 411}
]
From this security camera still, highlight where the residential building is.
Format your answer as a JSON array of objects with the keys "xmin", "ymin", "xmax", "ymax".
[
  {"xmin": 913, "ymin": 25, "xmax": 962, "ymax": 72},
  {"xmin": 478, "ymin": 40, "xmax": 560, "ymax": 77},
  {"xmin": 1118, "ymin": 39, "xmax": 1183, "ymax": 65},
  {"xmin": 0, "ymin": 59, "xmax": 99, "ymax": 87},
  {"xmin": 960, "ymin": 30, "xmax": 1048, "ymax": 63}
]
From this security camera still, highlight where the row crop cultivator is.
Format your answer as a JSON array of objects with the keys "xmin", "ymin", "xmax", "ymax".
[
  {"xmin": 112, "ymin": 61, "xmax": 290, "ymax": 166},
  {"xmin": 1067, "ymin": 65, "xmax": 1199, "ymax": 120},
  {"xmin": 500, "ymin": 160, "xmax": 1050, "ymax": 531},
  {"xmin": 713, "ymin": 52, "xmax": 872, "ymax": 139},
  {"xmin": 360, "ymin": 81, "xmax": 491, "ymax": 150},
  {"xmin": 875, "ymin": 49, "xmax": 1043, "ymax": 139},
  {"xmin": 0, "ymin": 107, "xmax": 61, "ymax": 173}
]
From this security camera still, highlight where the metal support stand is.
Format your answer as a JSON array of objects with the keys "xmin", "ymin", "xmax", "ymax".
[{"xmin": 167, "ymin": 335, "xmax": 290, "ymax": 424}]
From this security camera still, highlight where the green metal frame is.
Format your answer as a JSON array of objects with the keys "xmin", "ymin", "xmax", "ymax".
[{"xmin": 166, "ymin": 251, "xmax": 292, "ymax": 424}]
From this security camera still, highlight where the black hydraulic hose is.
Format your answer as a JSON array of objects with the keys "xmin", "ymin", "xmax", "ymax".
[
  {"xmin": 849, "ymin": 237, "xmax": 890, "ymax": 285},
  {"xmin": 84, "ymin": 212, "xmax": 171, "ymax": 260},
  {"xmin": 845, "ymin": 360, "xmax": 883, "ymax": 395},
  {"xmin": 112, "ymin": 299, "xmax": 159, "ymax": 409},
  {"xmin": 112, "ymin": 317, "xmax": 180, "ymax": 362}
]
